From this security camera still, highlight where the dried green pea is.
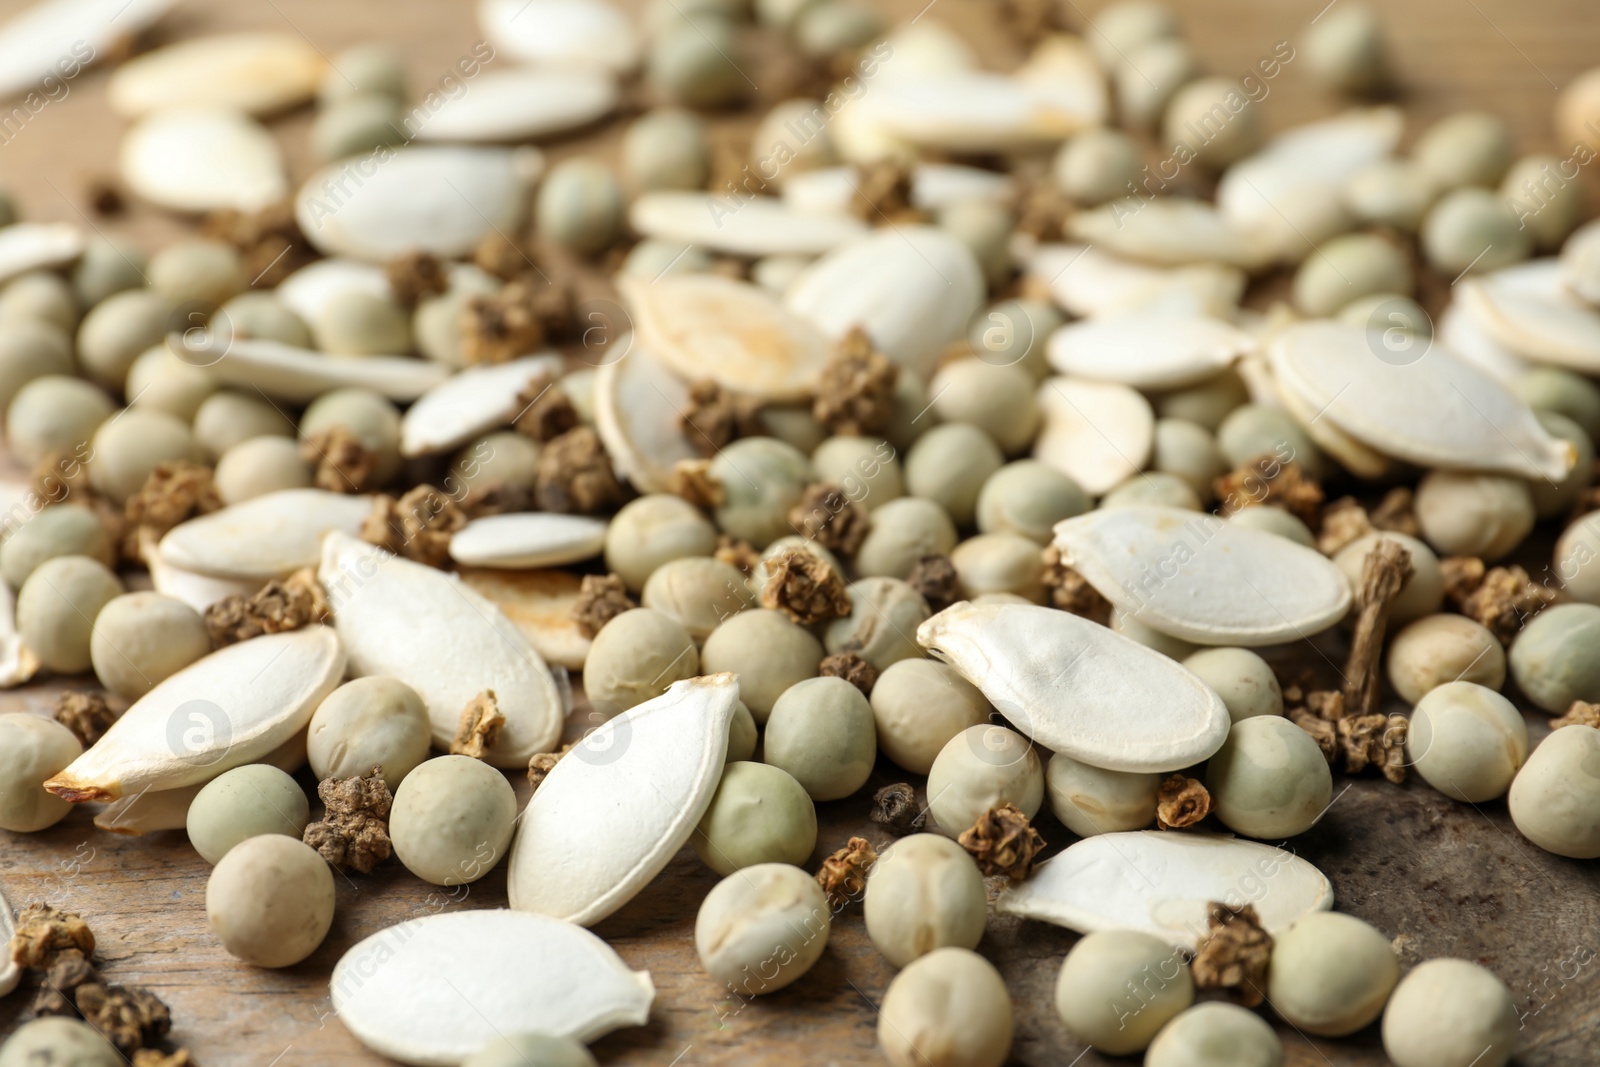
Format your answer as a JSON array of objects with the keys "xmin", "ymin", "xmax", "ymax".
[
  {"xmin": 1517, "ymin": 365, "xmax": 1600, "ymax": 444},
  {"xmin": 1100, "ymin": 471, "xmax": 1201, "ymax": 512},
  {"xmin": 879, "ymin": 948, "xmax": 1013, "ymax": 1067},
  {"xmin": 1415, "ymin": 111, "xmax": 1515, "ymax": 192},
  {"xmin": 193, "ymin": 389, "xmax": 297, "ymax": 459},
  {"xmin": 1381, "ymin": 959, "xmax": 1517, "ymax": 1067},
  {"xmin": 938, "ymin": 200, "xmax": 1014, "ymax": 290},
  {"xmin": 1386, "ymin": 614, "xmax": 1505, "ymax": 705},
  {"xmin": 537, "ymin": 158, "xmax": 625, "ymax": 258},
  {"xmin": 0, "ymin": 713, "xmax": 81, "ymax": 833},
  {"xmin": 727, "ymin": 699, "xmax": 758, "ymax": 763},
  {"xmin": 0, "ymin": 1017, "xmax": 121, "ymax": 1067},
  {"xmin": 648, "ymin": 16, "xmax": 748, "ymax": 109},
  {"xmin": 1293, "ymin": 232, "xmax": 1414, "ymax": 317},
  {"xmin": 312, "ymin": 92, "xmax": 404, "ymax": 162},
  {"xmin": 89, "ymin": 407, "xmax": 202, "ymax": 505},
  {"xmin": 870, "ymin": 658, "xmax": 991, "ymax": 775},
  {"xmin": 700, "ymin": 609, "xmax": 822, "ymax": 722},
  {"xmin": 693, "ymin": 761, "xmax": 818, "ymax": 875},
  {"xmin": 883, "ymin": 367, "xmax": 931, "ymax": 450},
  {"xmin": 449, "ymin": 431, "xmax": 541, "ymax": 495},
  {"xmin": 1151, "ymin": 368, "xmax": 1249, "ymax": 433},
  {"xmin": 863, "ymin": 833, "xmax": 986, "ymax": 967},
  {"xmin": 0, "ymin": 317, "xmax": 72, "ymax": 413},
  {"xmin": 1508, "ymin": 603, "xmax": 1600, "ymax": 712},
  {"xmin": 949, "ymin": 532, "xmax": 1045, "ymax": 603},
  {"xmin": 1336, "ymin": 291, "xmax": 1432, "ymax": 338},
  {"xmin": 696, "ymin": 862, "xmax": 830, "ymax": 996},
  {"xmin": 824, "ymin": 576, "xmax": 930, "ymax": 669},
  {"xmin": 1090, "ymin": 0, "xmax": 1179, "ymax": 66},
  {"xmin": 624, "ymin": 108, "xmax": 712, "ymax": 192},
  {"xmin": 16, "ymin": 555, "xmax": 125, "ymax": 674},
  {"xmin": 1055, "ymin": 929, "xmax": 1192, "ymax": 1054},
  {"xmin": 1408, "ymin": 681, "xmax": 1527, "ymax": 803},
  {"xmin": 6, "ymin": 374, "xmax": 115, "ymax": 466},
  {"xmin": 1045, "ymin": 753, "xmax": 1159, "ymax": 836},
  {"xmin": 1226, "ymin": 504, "xmax": 1315, "ymax": 547},
  {"xmin": 206, "ymin": 835, "xmax": 335, "ymax": 968},
  {"xmin": 749, "ymin": 99, "xmax": 837, "ymax": 186},
  {"xmin": 853, "ymin": 496, "xmax": 958, "ymax": 579},
  {"xmin": 1164, "ymin": 77, "xmax": 1262, "ymax": 168},
  {"xmin": 604, "ymin": 493, "xmax": 719, "ymax": 591},
  {"xmin": 462, "ymin": 1033, "xmax": 597, "ymax": 1067},
  {"xmin": 928, "ymin": 360, "xmax": 1038, "ymax": 455},
  {"xmin": 758, "ymin": 402, "xmax": 828, "ymax": 454},
  {"xmin": 0, "ymin": 271, "xmax": 77, "ymax": 332},
  {"xmin": 620, "ymin": 240, "xmax": 713, "ymax": 280},
  {"xmin": 975, "ymin": 459, "xmax": 1088, "ymax": 546},
  {"xmin": 1150, "ymin": 418, "xmax": 1227, "ymax": 504},
  {"xmin": 1117, "ymin": 36, "xmax": 1194, "ymax": 132},
  {"xmin": 1414, "ymin": 471, "xmax": 1534, "ymax": 561},
  {"xmin": 1508, "ymin": 723, "xmax": 1600, "ymax": 858},
  {"xmin": 763, "ymin": 676, "xmax": 876, "ymax": 801},
  {"xmin": 72, "ymin": 238, "xmax": 147, "ymax": 308},
  {"xmin": 126, "ymin": 346, "xmax": 219, "ymax": 421},
  {"xmin": 642, "ymin": 556, "xmax": 755, "ymax": 643},
  {"xmin": 926, "ymin": 724, "xmax": 1043, "ymax": 833},
  {"xmin": 1303, "ymin": 2, "xmax": 1388, "ymax": 94},
  {"xmin": 1268, "ymin": 911, "xmax": 1399, "ymax": 1036},
  {"xmin": 76, "ymin": 288, "xmax": 173, "ymax": 391},
  {"xmin": 1530, "ymin": 411, "xmax": 1594, "ymax": 519},
  {"xmin": 1054, "ymin": 127, "xmax": 1142, "ymax": 206},
  {"xmin": 967, "ymin": 299, "xmax": 1060, "ymax": 382},
  {"xmin": 90, "ymin": 592, "xmax": 210, "ymax": 700},
  {"xmin": 1500, "ymin": 154, "xmax": 1584, "ymax": 250},
  {"xmin": 1333, "ymin": 532, "xmax": 1443, "ymax": 628},
  {"xmin": 1421, "ymin": 187, "xmax": 1531, "ymax": 275},
  {"xmin": 1207, "ymin": 715, "xmax": 1332, "ymax": 839},
  {"xmin": 1, "ymin": 504, "xmax": 114, "ymax": 590},
  {"xmin": 1145, "ymin": 1001, "xmax": 1283, "ymax": 1067},
  {"xmin": 215, "ymin": 436, "xmax": 313, "ymax": 504},
  {"xmin": 583, "ymin": 607, "xmax": 699, "ymax": 714},
  {"xmin": 811, "ymin": 435, "xmax": 903, "ymax": 512},
  {"xmin": 1344, "ymin": 159, "xmax": 1435, "ymax": 233},
  {"xmin": 307, "ymin": 676, "xmax": 433, "ymax": 789},
  {"xmin": 794, "ymin": 0, "xmax": 882, "ymax": 57},
  {"xmin": 300, "ymin": 386, "xmax": 403, "ymax": 484},
  {"xmin": 1111, "ymin": 606, "xmax": 1197, "ymax": 660},
  {"xmin": 904, "ymin": 423, "xmax": 1004, "ymax": 527},
  {"xmin": 321, "ymin": 42, "xmax": 408, "ymax": 103},
  {"xmin": 149, "ymin": 239, "xmax": 246, "ymax": 310},
  {"xmin": 710, "ymin": 437, "xmax": 815, "ymax": 548},
  {"xmin": 215, "ymin": 291, "xmax": 313, "ymax": 349},
  {"xmin": 313, "ymin": 289, "xmax": 412, "ymax": 356},
  {"xmin": 187, "ymin": 764, "xmax": 311, "ymax": 865},
  {"xmin": 391, "ymin": 755, "xmax": 518, "ymax": 886},
  {"xmin": 1216, "ymin": 404, "xmax": 1322, "ymax": 478},
  {"xmin": 1181, "ymin": 647, "xmax": 1283, "ymax": 723}
]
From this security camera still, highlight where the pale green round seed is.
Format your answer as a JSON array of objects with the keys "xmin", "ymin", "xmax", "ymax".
[
  {"xmin": 879, "ymin": 948, "xmax": 1012, "ymax": 1067},
  {"xmin": 696, "ymin": 862, "xmax": 830, "ymax": 995},
  {"xmin": 1111, "ymin": 606, "xmax": 1197, "ymax": 660},
  {"xmin": 75, "ymin": 289, "xmax": 172, "ymax": 391},
  {"xmin": 193, "ymin": 389, "xmax": 296, "ymax": 459},
  {"xmin": 415, "ymin": 277, "xmax": 499, "ymax": 367},
  {"xmin": 1151, "ymin": 368, "xmax": 1249, "ymax": 433},
  {"xmin": 1303, "ymin": 2, "xmax": 1387, "ymax": 94},
  {"xmin": 537, "ymin": 158, "xmax": 625, "ymax": 257},
  {"xmin": 1216, "ymin": 404, "xmax": 1321, "ymax": 477},
  {"xmin": 1509, "ymin": 603, "xmax": 1600, "ymax": 712},
  {"xmin": 1501, "ymin": 154, "xmax": 1584, "ymax": 250},
  {"xmin": 17, "ymin": 555, "xmax": 124, "ymax": 674},
  {"xmin": 300, "ymin": 387, "xmax": 403, "ymax": 484},
  {"xmin": 1045, "ymin": 753, "xmax": 1159, "ymax": 837},
  {"xmin": 811, "ymin": 435, "xmax": 903, "ymax": 511},
  {"xmin": 1517, "ymin": 365, "xmax": 1600, "ymax": 443},
  {"xmin": 620, "ymin": 240, "xmax": 712, "ymax": 280},
  {"xmin": 1268, "ymin": 911, "xmax": 1398, "ymax": 1037},
  {"xmin": 0, "ymin": 713, "xmax": 81, "ymax": 833},
  {"xmin": 462, "ymin": 1034, "xmax": 596, "ymax": 1067},
  {"xmin": 1100, "ymin": 471, "xmax": 1202, "ymax": 512},
  {"xmin": 870, "ymin": 658, "xmax": 991, "ymax": 775},
  {"xmin": 950, "ymin": 532, "xmax": 1045, "ymax": 603},
  {"xmin": 1207, "ymin": 715, "xmax": 1333, "ymax": 839},
  {"xmin": 1164, "ymin": 76, "xmax": 1261, "ymax": 168},
  {"xmin": 149, "ymin": 239, "xmax": 245, "ymax": 309},
  {"xmin": 0, "ymin": 271, "xmax": 77, "ymax": 332},
  {"xmin": 215, "ymin": 291, "xmax": 313, "ymax": 349},
  {"xmin": 1055, "ymin": 929, "xmax": 1193, "ymax": 1054},
  {"xmin": 89, "ymin": 407, "xmax": 201, "ymax": 504},
  {"xmin": 1421, "ymin": 187, "xmax": 1531, "ymax": 275},
  {"xmin": 710, "ymin": 437, "xmax": 815, "ymax": 548},
  {"xmin": 749, "ymin": 99, "xmax": 837, "ymax": 186},
  {"xmin": 863, "ymin": 833, "xmax": 986, "ymax": 968},
  {"xmin": 449, "ymin": 431, "xmax": 540, "ymax": 495},
  {"xmin": 1336, "ymin": 291, "xmax": 1432, "ymax": 337},
  {"xmin": 206, "ymin": 835, "xmax": 335, "ymax": 968},
  {"xmin": 187, "ymin": 764, "xmax": 311, "ymax": 865},
  {"xmin": 1381, "ymin": 959, "xmax": 1517, "ymax": 1067},
  {"xmin": 313, "ymin": 289, "xmax": 412, "ymax": 356},
  {"xmin": 967, "ymin": 299, "xmax": 1060, "ymax": 382},
  {"xmin": 823, "ymin": 576, "xmax": 929, "ymax": 669},
  {"xmin": 905, "ymin": 423, "xmax": 1004, "ymax": 527},
  {"xmin": 312, "ymin": 92, "xmax": 403, "ymax": 162},
  {"xmin": 758, "ymin": 402, "xmax": 828, "ymax": 454},
  {"xmin": 307, "ymin": 676, "xmax": 432, "ymax": 789},
  {"xmin": 927, "ymin": 724, "xmax": 1043, "ymax": 834},
  {"xmin": 693, "ymin": 761, "xmax": 817, "ymax": 875},
  {"xmin": 1415, "ymin": 111, "xmax": 1515, "ymax": 191},
  {"xmin": 764, "ymin": 676, "xmax": 876, "ymax": 801},
  {"xmin": 0, "ymin": 317, "xmax": 72, "ymax": 413},
  {"xmin": 624, "ymin": 108, "xmax": 712, "ymax": 192},
  {"xmin": 605, "ymin": 493, "xmax": 719, "ymax": 591},
  {"xmin": 883, "ymin": 368, "xmax": 931, "ymax": 450},
  {"xmin": 321, "ymin": 42, "xmax": 407, "ymax": 103},
  {"xmin": 0, "ymin": 1017, "xmax": 121, "ymax": 1067},
  {"xmin": 72, "ymin": 238, "xmax": 146, "ymax": 308},
  {"xmin": 853, "ymin": 496, "xmax": 958, "ymax": 579},
  {"xmin": 127, "ymin": 346, "xmax": 219, "ymax": 421},
  {"xmin": 1152, "ymin": 418, "xmax": 1226, "ymax": 504},
  {"xmin": 583, "ymin": 607, "xmax": 699, "ymax": 714},
  {"xmin": 641, "ymin": 556, "xmax": 754, "ymax": 643},
  {"xmin": 1408, "ymin": 681, "xmax": 1527, "ymax": 803},
  {"xmin": 1182, "ymin": 647, "xmax": 1283, "ymax": 723},
  {"xmin": 928, "ymin": 360, "xmax": 1038, "ymax": 455},
  {"xmin": 391, "ymin": 755, "xmax": 518, "ymax": 886},
  {"xmin": 975, "ymin": 460, "xmax": 1088, "ymax": 546},
  {"xmin": 701, "ymin": 609, "xmax": 823, "ymax": 722},
  {"xmin": 727, "ymin": 699, "xmax": 758, "ymax": 762},
  {"xmin": 1333, "ymin": 532, "xmax": 1443, "ymax": 628},
  {"xmin": 1555, "ymin": 511, "xmax": 1600, "ymax": 605},
  {"xmin": 90, "ymin": 592, "xmax": 210, "ymax": 700},
  {"xmin": 1226, "ymin": 504, "xmax": 1315, "ymax": 547},
  {"xmin": 795, "ymin": 0, "xmax": 881, "ymax": 57},
  {"xmin": 1090, "ymin": 0, "xmax": 1179, "ymax": 66},
  {"xmin": 649, "ymin": 16, "xmax": 747, "ymax": 108},
  {"xmin": 1145, "ymin": 1001, "xmax": 1283, "ymax": 1067},
  {"xmin": 1531, "ymin": 411, "xmax": 1594, "ymax": 519},
  {"xmin": 1293, "ymin": 232, "xmax": 1413, "ymax": 317},
  {"xmin": 1414, "ymin": 471, "xmax": 1534, "ymax": 561},
  {"xmin": 1508, "ymin": 724, "xmax": 1600, "ymax": 858},
  {"xmin": 938, "ymin": 200, "xmax": 1014, "ymax": 289},
  {"xmin": 215, "ymin": 435, "xmax": 313, "ymax": 504},
  {"xmin": 1386, "ymin": 614, "xmax": 1505, "ymax": 706},
  {"xmin": 1117, "ymin": 35, "xmax": 1194, "ymax": 132},
  {"xmin": 1054, "ymin": 127, "xmax": 1141, "ymax": 206},
  {"xmin": 6, "ymin": 374, "xmax": 115, "ymax": 466},
  {"xmin": 2, "ymin": 504, "xmax": 113, "ymax": 590}
]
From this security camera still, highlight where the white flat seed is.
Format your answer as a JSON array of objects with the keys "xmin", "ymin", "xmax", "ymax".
[
  {"xmin": 44, "ymin": 627, "xmax": 344, "ymax": 802},
  {"xmin": 1068, "ymin": 198, "xmax": 1275, "ymax": 271},
  {"xmin": 1561, "ymin": 218, "xmax": 1600, "ymax": 305},
  {"xmin": 92, "ymin": 728, "xmax": 306, "ymax": 835},
  {"xmin": 479, "ymin": 0, "xmax": 641, "ymax": 72},
  {"xmin": 781, "ymin": 163, "xmax": 1013, "ymax": 217},
  {"xmin": 142, "ymin": 540, "xmax": 264, "ymax": 612},
  {"xmin": 784, "ymin": 225, "xmax": 984, "ymax": 379},
  {"xmin": 183, "ymin": 334, "xmax": 450, "ymax": 403},
  {"xmin": 449, "ymin": 513, "xmax": 608, "ymax": 569},
  {"xmin": 1026, "ymin": 243, "xmax": 1246, "ymax": 320},
  {"xmin": 296, "ymin": 146, "xmax": 534, "ymax": 262},
  {"xmin": 507, "ymin": 673, "xmax": 739, "ymax": 925},
  {"xmin": 619, "ymin": 273, "xmax": 831, "ymax": 400},
  {"xmin": 628, "ymin": 192, "xmax": 867, "ymax": 257},
  {"xmin": 0, "ymin": 884, "xmax": 16, "ymax": 996},
  {"xmin": 1046, "ymin": 314, "xmax": 1255, "ymax": 389},
  {"xmin": 1054, "ymin": 505, "xmax": 1353, "ymax": 646},
  {"xmin": 320, "ymin": 532, "xmax": 564, "ymax": 767},
  {"xmin": 1437, "ymin": 301, "xmax": 1530, "ymax": 387},
  {"xmin": 1273, "ymin": 368, "xmax": 1392, "ymax": 479},
  {"xmin": 457, "ymin": 567, "xmax": 591, "ymax": 670},
  {"xmin": 1014, "ymin": 35, "xmax": 1109, "ymax": 126},
  {"xmin": 400, "ymin": 354, "xmax": 562, "ymax": 457},
  {"xmin": 593, "ymin": 343, "xmax": 700, "ymax": 493},
  {"xmin": 412, "ymin": 67, "xmax": 617, "ymax": 143},
  {"xmin": 332, "ymin": 909, "xmax": 654, "ymax": 1065},
  {"xmin": 0, "ymin": 222, "xmax": 85, "ymax": 287},
  {"xmin": 917, "ymin": 601, "xmax": 1230, "ymax": 773},
  {"xmin": 0, "ymin": 579, "xmax": 38, "ymax": 689},
  {"xmin": 108, "ymin": 33, "xmax": 324, "ymax": 117},
  {"xmin": 159, "ymin": 489, "xmax": 372, "ymax": 581},
  {"xmin": 0, "ymin": 0, "xmax": 175, "ymax": 99},
  {"xmin": 274, "ymin": 258, "xmax": 394, "ymax": 324},
  {"xmin": 120, "ymin": 107, "xmax": 286, "ymax": 213},
  {"xmin": 1033, "ymin": 377, "xmax": 1153, "ymax": 496},
  {"xmin": 857, "ymin": 71, "xmax": 1091, "ymax": 152},
  {"xmin": 1268, "ymin": 320, "xmax": 1574, "ymax": 481},
  {"xmin": 995, "ymin": 832, "xmax": 1334, "ymax": 950},
  {"xmin": 1456, "ymin": 269, "xmax": 1600, "ymax": 373}
]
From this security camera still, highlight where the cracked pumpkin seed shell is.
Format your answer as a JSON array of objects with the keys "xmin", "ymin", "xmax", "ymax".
[
  {"xmin": 400, "ymin": 354, "xmax": 562, "ymax": 457},
  {"xmin": 159, "ymin": 487, "xmax": 372, "ymax": 581}
]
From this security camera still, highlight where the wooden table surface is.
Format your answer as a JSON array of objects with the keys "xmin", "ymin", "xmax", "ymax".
[{"xmin": 4, "ymin": 0, "xmax": 1600, "ymax": 1064}]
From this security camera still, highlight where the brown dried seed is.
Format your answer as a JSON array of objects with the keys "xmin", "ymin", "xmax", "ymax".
[
  {"xmin": 301, "ymin": 426, "xmax": 380, "ymax": 494},
  {"xmin": 458, "ymin": 277, "xmax": 572, "ymax": 365},
  {"xmin": 527, "ymin": 743, "xmax": 573, "ymax": 790},
  {"xmin": 1342, "ymin": 538, "xmax": 1412, "ymax": 716},
  {"xmin": 1214, "ymin": 457, "xmax": 1324, "ymax": 528},
  {"xmin": 1190, "ymin": 902, "xmax": 1273, "ymax": 1007},
  {"xmin": 669, "ymin": 458, "xmax": 724, "ymax": 510},
  {"xmin": 534, "ymin": 426, "xmax": 627, "ymax": 515},
  {"xmin": 360, "ymin": 485, "xmax": 467, "ymax": 568},
  {"xmin": 1155, "ymin": 774, "xmax": 1212, "ymax": 830},
  {"xmin": 201, "ymin": 200, "xmax": 316, "ymax": 290},
  {"xmin": 1317, "ymin": 488, "xmax": 1420, "ymax": 556},
  {"xmin": 819, "ymin": 650, "xmax": 877, "ymax": 697},
  {"xmin": 74, "ymin": 981, "xmax": 173, "ymax": 1054},
  {"xmin": 512, "ymin": 375, "xmax": 579, "ymax": 443},
  {"xmin": 1040, "ymin": 545, "xmax": 1111, "ymax": 624},
  {"xmin": 121, "ymin": 461, "xmax": 222, "ymax": 559},
  {"xmin": 788, "ymin": 483, "xmax": 869, "ymax": 556},
  {"xmin": 473, "ymin": 230, "xmax": 534, "ymax": 281},
  {"xmin": 957, "ymin": 803, "xmax": 1045, "ymax": 881},
  {"xmin": 812, "ymin": 328, "xmax": 899, "ymax": 436},
  {"xmin": 869, "ymin": 783, "xmax": 925, "ymax": 836},
  {"xmin": 850, "ymin": 158, "xmax": 925, "ymax": 225},
  {"xmin": 86, "ymin": 176, "xmax": 124, "ymax": 217},
  {"xmin": 386, "ymin": 250, "xmax": 449, "ymax": 307},
  {"xmin": 450, "ymin": 690, "xmax": 505, "ymax": 760},
  {"xmin": 302, "ymin": 768, "xmax": 392, "ymax": 874},
  {"xmin": 571, "ymin": 573, "xmax": 636, "ymax": 638},
  {"xmin": 759, "ymin": 548, "xmax": 852, "ymax": 625},
  {"xmin": 53, "ymin": 691, "xmax": 116, "ymax": 748},
  {"xmin": 132, "ymin": 1049, "xmax": 199, "ymax": 1067},
  {"xmin": 714, "ymin": 535, "xmax": 761, "ymax": 578},
  {"xmin": 458, "ymin": 480, "xmax": 537, "ymax": 518},
  {"xmin": 816, "ymin": 836, "xmax": 879, "ymax": 907},
  {"xmin": 906, "ymin": 554, "xmax": 960, "ymax": 614},
  {"xmin": 1012, "ymin": 173, "xmax": 1073, "ymax": 243},
  {"xmin": 1290, "ymin": 706, "xmax": 1340, "ymax": 765},
  {"xmin": 679, "ymin": 379, "xmax": 764, "ymax": 456},
  {"xmin": 32, "ymin": 945, "xmax": 99, "ymax": 1017},
  {"xmin": 1553, "ymin": 700, "xmax": 1600, "ymax": 730},
  {"xmin": 9, "ymin": 903, "xmax": 95, "ymax": 969},
  {"xmin": 204, "ymin": 567, "xmax": 330, "ymax": 647},
  {"xmin": 1440, "ymin": 557, "xmax": 1555, "ymax": 644}
]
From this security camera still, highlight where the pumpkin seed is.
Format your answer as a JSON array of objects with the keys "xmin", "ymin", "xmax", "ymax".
[
  {"xmin": 1053, "ymin": 505, "xmax": 1353, "ymax": 645},
  {"xmin": 858, "ymin": 71, "xmax": 1091, "ymax": 152},
  {"xmin": 628, "ymin": 192, "xmax": 868, "ymax": 257},
  {"xmin": 506, "ymin": 673, "xmax": 739, "ymax": 924},
  {"xmin": 1033, "ymin": 377, "xmax": 1154, "ymax": 495},
  {"xmin": 917, "ymin": 600, "xmax": 1230, "ymax": 773},
  {"xmin": 1046, "ymin": 313, "xmax": 1254, "ymax": 389},
  {"xmin": 1068, "ymin": 198, "xmax": 1275, "ymax": 271},
  {"xmin": 0, "ymin": 0, "xmax": 175, "ymax": 99},
  {"xmin": 94, "ymin": 728, "xmax": 308, "ymax": 835},
  {"xmin": 449, "ymin": 513, "xmax": 608, "ymax": 569},
  {"xmin": 1026, "ymin": 242, "xmax": 1246, "ymax": 320},
  {"xmin": 44, "ymin": 627, "xmax": 344, "ymax": 802},
  {"xmin": 412, "ymin": 67, "xmax": 618, "ymax": 143},
  {"xmin": 995, "ymin": 831, "xmax": 1335, "ymax": 950},
  {"xmin": 0, "ymin": 223, "xmax": 84, "ymax": 289},
  {"xmin": 320, "ymin": 532, "xmax": 565, "ymax": 767},
  {"xmin": 107, "ymin": 33, "xmax": 324, "ymax": 117},
  {"xmin": 780, "ymin": 163, "xmax": 1012, "ymax": 217},
  {"xmin": 400, "ymin": 354, "xmax": 562, "ymax": 456},
  {"xmin": 331, "ymin": 910, "xmax": 653, "ymax": 1064},
  {"xmin": 478, "ymin": 0, "xmax": 641, "ymax": 72},
  {"xmin": 184, "ymin": 335, "xmax": 449, "ymax": 402},
  {"xmin": 159, "ymin": 488, "xmax": 371, "ymax": 581},
  {"xmin": 275, "ymin": 257, "xmax": 394, "ymax": 324},
  {"xmin": 592, "ymin": 345, "xmax": 700, "ymax": 493},
  {"xmin": 1456, "ymin": 268, "xmax": 1600, "ymax": 373},
  {"xmin": 120, "ymin": 108, "xmax": 286, "ymax": 213},
  {"xmin": 1560, "ymin": 218, "xmax": 1600, "ymax": 304},
  {"xmin": 456, "ymin": 567, "xmax": 592, "ymax": 671}
]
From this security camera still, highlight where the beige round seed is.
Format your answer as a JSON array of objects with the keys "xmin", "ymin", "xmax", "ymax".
[
  {"xmin": 1386, "ymin": 614, "xmax": 1505, "ymax": 705},
  {"xmin": 0, "ymin": 713, "xmax": 81, "ymax": 833},
  {"xmin": 90, "ymin": 592, "xmax": 211, "ymax": 700},
  {"xmin": 863, "ymin": 833, "xmax": 986, "ymax": 968}
]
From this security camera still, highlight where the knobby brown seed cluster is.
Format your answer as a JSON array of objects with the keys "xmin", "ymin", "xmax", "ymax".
[
  {"xmin": 759, "ymin": 547, "xmax": 852, "ymax": 625},
  {"xmin": 1190, "ymin": 903, "xmax": 1274, "ymax": 1007},
  {"xmin": 450, "ymin": 690, "xmax": 505, "ymax": 760},
  {"xmin": 816, "ymin": 836, "xmax": 879, "ymax": 907},
  {"xmin": 869, "ymin": 783, "xmax": 926, "ymax": 836},
  {"xmin": 303, "ymin": 768, "xmax": 393, "ymax": 874},
  {"xmin": 204, "ymin": 567, "xmax": 329, "ymax": 647},
  {"xmin": 570, "ymin": 573, "xmax": 635, "ymax": 638},
  {"xmin": 958, "ymin": 803, "xmax": 1046, "ymax": 881},
  {"xmin": 53, "ymin": 690, "xmax": 116, "ymax": 748},
  {"xmin": 1155, "ymin": 774, "xmax": 1212, "ymax": 830}
]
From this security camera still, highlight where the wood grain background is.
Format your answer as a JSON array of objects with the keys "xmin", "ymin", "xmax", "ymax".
[{"xmin": 3, "ymin": 0, "xmax": 1600, "ymax": 1064}]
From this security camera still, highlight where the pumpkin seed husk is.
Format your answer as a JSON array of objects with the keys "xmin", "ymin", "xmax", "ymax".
[
  {"xmin": 0, "ymin": 578, "xmax": 39, "ymax": 689},
  {"xmin": 995, "ymin": 832, "xmax": 1335, "ymax": 950},
  {"xmin": 120, "ymin": 107, "xmax": 287, "ymax": 213},
  {"xmin": 107, "ymin": 32, "xmax": 325, "ymax": 117},
  {"xmin": 916, "ymin": 601, "xmax": 1230, "ymax": 773},
  {"xmin": 44, "ymin": 627, "xmax": 344, "ymax": 802},
  {"xmin": 182, "ymin": 334, "xmax": 450, "ymax": 402},
  {"xmin": 619, "ymin": 273, "xmax": 831, "ymax": 400},
  {"xmin": 629, "ymin": 192, "xmax": 867, "ymax": 257},
  {"xmin": 457, "ymin": 567, "xmax": 591, "ymax": 671},
  {"xmin": 1025, "ymin": 242, "xmax": 1246, "ymax": 320},
  {"xmin": 478, "ymin": 0, "xmax": 641, "ymax": 72},
  {"xmin": 412, "ymin": 67, "xmax": 618, "ymax": 143},
  {"xmin": 331, "ymin": 909, "xmax": 654, "ymax": 1065},
  {"xmin": 507, "ymin": 673, "xmax": 739, "ymax": 925},
  {"xmin": 1437, "ymin": 300, "xmax": 1530, "ymax": 387},
  {"xmin": 92, "ymin": 727, "xmax": 308, "ymax": 835},
  {"xmin": 1045, "ymin": 314, "xmax": 1255, "ymax": 389},
  {"xmin": 0, "ymin": 222, "xmax": 85, "ymax": 289},
  {"xmin": 1272, "ymin": 365, "xmax": 1393, "ymax": 479},
  {"xmin": 320, "ymin": 531, "xmax": 564, "ymax": 767},
  {"xmin": 449, "ymin": 513, "xmax": 609, "ymax": 569},
  {"xmin": 400, "ymin": 354, "xmax": 563, "ymax": 457},
  {"xmin": 0, "ymin": 0, "xmax": 175, "ymax": 99},
  {"xmin": 1560, "ymin": 218, "xmax": 1600, "ymax": 304},
  {"xmin": 1033, "ymin": 377, "xmax": 1153, "ymax": 496},
  {"xmin": 1456, "ymin": 267, "xmax": 1600, "ymax": 373},
  {"xmin": 592, "ymin": 343, "xmax": 700, "ymax": 493},
  {"xmin": 276, "ymin": 257, "xmax": 395, "ymax": 325},
  {"xmin": 1053, "ymin": 505, "xmax": 1353, "ymax": 646},
  {"xmin": 159, "ymin": 488, "xmax": 373, "ymax": 581},
  {"xmin": 857, "ymin": 71, "xmax": 1092, "ymax": 152},
  {"xmin": 1068, "ymin": 198, "xmax": 1276, "ymax": 271},
  {"xmin": 780, "ymin": 163, "xmax": 1012, "ymax": 217}
]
